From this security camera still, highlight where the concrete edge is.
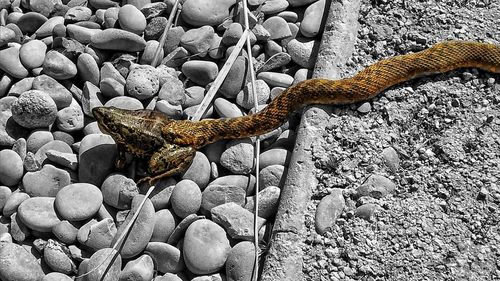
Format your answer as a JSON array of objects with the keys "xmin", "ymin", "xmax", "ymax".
[{"xmin": 260, "ymin": 0, "xmax": 361, "ymax": 280}]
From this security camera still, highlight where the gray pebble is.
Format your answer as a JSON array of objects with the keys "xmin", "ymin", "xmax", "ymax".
[{"xmin": 11, "ymin": 90, "xmax": 58, "ymax": 129}]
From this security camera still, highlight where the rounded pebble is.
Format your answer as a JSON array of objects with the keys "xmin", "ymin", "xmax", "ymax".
[
  {"xmin": 0, "ymin": 149, "xmax": 23, "ymax": 186},
  {"xmin": 181, "ymin": 151, "xmax": 211, "ymax": 189},
  {"xmin": 0, "ymin": 46, "xmax": 28, "ymax": 78},
  {"xmin": 32, "ymin": 75, "xmax": 73, "ymax": 109},
  {"xmin": 55, "ymin": 183, "xmax": 103, "ymax": 221},
  {"xmin": 183, "ymin": 219, "xmax": 230, "ymax": 275},
  {"xmin": 19, "ymin": 40, "xmax": 47, "ymax": 69},
  {"xmin": 112, "ymin": 195, "xmax": 155, "ymax": 259},
  {"xmin": 43, "ymin": 50, "xmax": 78, "ymax": 80},
  {"xmin": 118, "ymin": 4, "xmax": 147, "ymax": 35},
  {"xmin": 42, "ymin": 272, "xmax": 73, "ymax": 281},
  {"xmin": 2, "ymin": 192, "xmax": 29, "ymax": 217},
  {"xmin": 300, "ymin": 0, "xmax": 326, "ymax": 37},
  {"xmin": 52, "ymin": 220, "xmax": 78, "ymax": 244},
  {"xmin": 79, "ymin": 133, "xmax": 117, "ymax": 186},
  {"xmin": 171, "ymin": 179, "xmax": 202, "ymax": 219},
  {"xmin": 226, "ymin": 241, "xmax": 255, "ymax": 281},
  {"xmin": 220, "ymin": 139, "xmax": 255, "ymax": 174},
  {"xmin": 18, "ymin": 197, "xmax": 61, "ymax": 232},
  {"xmin": 151, "ymin": 209, "xmax": 176, "ymax": 242},
  {"xmin": 262, "ymin": 16, "xmax": 291, "ymax": 40},
  {"xmin": 119, "ymin": 254, "xmax": 154, "ymax": 281},
  {"xmin": 77, "ymin": 53, "xmax": 99, "ymax": 85},
  {"xmin": 145, "ymin": 242, "xmax": 184, "ymax": 273},
  {"xmin": 86, "ymin": 248, "xmax": 122, "ymax": 281},
  {"xmin": 22, "ymin": 164, "xmax": 71, "ymax": 197},
  {"xmin": 0, "ymin": 243, "xmax": 44, "ymax": 281},
  {"xmin": 182, "ymin": 60, "xmax": 218, "ymax": 86},
  {"xmin": 101, "ymin": 173, "xmax": 139, "ymax": 210},
  {"xmin": 181, "ymin": 0, "xmax": 236, "ymax": 27},
  {"xmin": 201, "ymin": 184, "xmax": 246, "ymax": 216},
  {"xmin": 10, "ymin": 90, "xmax": 57, "ymax": 129},
  {"xmin": 90, "ymin": 28, "xmax": 146, "ymax": 51}
]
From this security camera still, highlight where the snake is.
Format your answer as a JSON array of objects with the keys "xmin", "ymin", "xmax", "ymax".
[{"xmin": 94, "ymin": 41, "xmax": 500, "ymax": 183}]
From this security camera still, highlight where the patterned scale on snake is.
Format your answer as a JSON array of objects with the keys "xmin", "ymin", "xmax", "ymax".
[{"xmin": 94, "ymin": 41, "xmax": 500, "ymax": 183}]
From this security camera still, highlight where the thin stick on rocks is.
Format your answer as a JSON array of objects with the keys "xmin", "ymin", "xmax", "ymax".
[{"xmin": 151, "ymin": 0, "xmax": 180, "ymax": 67}]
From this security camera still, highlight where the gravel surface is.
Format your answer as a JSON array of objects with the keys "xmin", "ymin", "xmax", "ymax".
[{"xmin": 305, "ymin": 0, "xmax": 500, "ymax": 280}]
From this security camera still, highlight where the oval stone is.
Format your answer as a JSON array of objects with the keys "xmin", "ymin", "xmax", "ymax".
[
  {"xmin": 90, "ymin": 28, "xmax": 146, "ymax": 52},
  {"xmin": 18, "ymin": 197, "xmax": 61, "ymax": 232},
  {"xmin": 0, "ymin": 149, "xmax": 23, "ymax": 186},
  {"xmin": 11, "ymin": 90, "xmax": 57, "ymax": 129},
  {"xmin": 55, "ymin": 183, "xmax": 103, "ymax": 221},
  {"xmin": 0, "ymin": 243, "xmax": 44, "ymax": 281},
  {"xmin": 43, "ymin": 50, "xmax": 78, "ymax": 80}
]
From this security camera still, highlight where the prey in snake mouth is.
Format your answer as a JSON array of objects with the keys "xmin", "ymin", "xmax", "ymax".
[
  {"xmin": 93, "ymin": 41, "xmax": 500, "ymax": 185},
  {"xmin": 93, "ymin": 107, "xmax": 195, "ymax": 185}
]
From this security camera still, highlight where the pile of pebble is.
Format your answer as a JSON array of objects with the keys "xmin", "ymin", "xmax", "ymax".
[{"xmin": 0, "ymin": 0, "xmax": 327, "ymax": 280}]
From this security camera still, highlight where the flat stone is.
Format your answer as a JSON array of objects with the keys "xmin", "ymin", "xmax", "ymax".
[
  {"xmin": 180, "ymin": 25, "xmax": 214, "ymax": 55},
  {"xmin": 52, "ymin": 220, "xmax": 78, "ymax": 244},
  {"xmin": 112, "ymin": 195, "xmax": 155, "ymax": 259},
  {"xmin": 82, "ymin": 82, "xmax": 105, "ymax": 117},
  {"xmin": 261, "ymin": 0, "xmax": 289, "ymax": 14},
  {"xmin": 182, "ymin": 60, "xmax": 218, "ymax": 86},
  {"xmin": 354, "ymin": 203, "xmax": 383, "ymax": 222},
  {"xmin": 214, "ymin": 98, "xmax": 244, "ymax": 118},
  {"xmin": 42, "ymin": 272, "xmax": 73, "ymax": 281},
  {"xmin": 181, "ymin": 0, "xmax": 236, "ymax": 27},
  {"xmin": 225, "ymin": 241, "xmax": 255, "ymax": 281},
  {"xmin": 356, "ymin": 174, "xmax": 396, "ymax": 199},
  {"xmin": 78, "ymin": 133, "xmax": 117, "ymax": 186},
  {"xmin": 43, "ymin": 50, "xmax": 78, "ymax": 80},
  {"xmin": 180, "ymin": 151, "xmax": 210, "ymax": 189},
  {"xmin": 158, "ymin": 73, "xmax": 184, "ymax": 105},
  {"xmin": 245, "ymin": 185, "xmax": 280, "ymax": 219},
  {"xmin": 90, "ymin": 28, "xmax": 146, "ymax": 51},
  {"xmin": 35, "ymin": 16, "xmax": 64, "ymax": 38},
  {"xmin": 315, "ymin": 188, "xmax": 345, "ymax": 234},
  {"xmin": 257, "ymin": 52, "xmax": 292, "ymax": 73},
  {"xmin": 19, "ymin": 39, "xmax": 47, "ymax": 70},
  {"xmin": 211, "ymin": 202, "xmax": 266, "ymax": 240},
  {"xmin": 183, "ymin": 219, "xmax": 230, "ymax": 275},
  {"xmin": 0, "ymin": 243, "xmax": 44, "ymax": 281},
  {"xmin": 77, "ymin": 53, "xmax": 99, "ymax": 85},
  {"xmin": 236, "ymin": 79, "xmax": 270, "ymax": 110},
  {"xmin": 105, "ymin": 96, "xmax": 143, "ymax": 110},
  {"xmin": 259, "ymin": 164, "xmax": 286, "ymax": 189},
  {"xmin": 220, "ymin": 139, "xmax": 254, "ymax": 174},
  {"xmin": 55, "ymin": 183, "xmax": 102, "ymax": 221},
  {"xmin": 32, "ymin": 75, "xmax": 73, "ymax": 109},
  {"xmin": 67, "ymin": 24, "xmax": 100, "ymax": 45},
  {"xmin": 145, "ymin": 242, "xmax": 184, "ymax": 274},
  {"xmin": 85, "ymin": 248, "xmax": 122, "ymax": 281},
  {"xmin": 17, "ymin": 12, "xmax": 48, "ymax": 34},
  {"xmin": 2, "ymin": 192, "xmax": 29, "ymax": 217},
  {"xmin": 171, "ymin": 179, "xmax": 201, "ymax": 219},
  {"xmin": 257, "ymin": 72, "xmax": 294, "ymax": 88},
  {"xmin": 287, "ymin": 38, "xmax": 319, "ymax": 69},
  {"xmin": 101, "ymin": 173, "xmax": 139, "ymax": 210},
  {"xmin": 219, "ymin": 56, "xmax": 247, "ymax": 99},
  {"xmin": 0, "ymin": 149, "xmax": 23, "ymax": 186},
  {"xmin": 22, "ymin": 164, "xmax": 71, "ymax": 197},
  {"xmin": 201, "ymin": 184, "xmax": 246, "ymax": 216},
  {"xmin": 18, "ymin": 197, "xmax": 61, "ymax": 232},
  {"xmin": 300, "ymin": 0, "xmax": 326, "ymax": 37},
  {"xmin": 118, "ymin": 4, "xmax": 147, "ymax": 35},
  {"xmin": 77, "ymin": 218, "xmax": 116, "ymax": 250},
  {"xmin": 43, "ymin": 239, "xmax": 76, "ymax": 274},
  {"xmin": 262, "ymin": 16, "xmax": 291, "ymax": 40},
  {"xmin": 0, "ymin": 47, "xmax": 28, "ymax": 79},
  {"xmin": 0, "ymin": 26, "xmax": 15, "ymax": 47},
  {"xmin": 119, "ymin": 254, "xmax": 154, "ymax": 281},
  {"xmin": 151, "ymin": 209, "xmax": 176, "ymax": 242},
  {"xmin": 65, "ymin": 6, "xmax": 92, "ymax": 22}
]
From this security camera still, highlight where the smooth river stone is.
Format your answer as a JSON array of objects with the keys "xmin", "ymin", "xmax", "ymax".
[
  {"xmin": 118, "ymin": 4, "xmax": 147, "ymax": 35},
  {"xmin": 119, "ymin": 254, "xmax": 154, "ymax": 281},
  {"xmin": 19, "ymin": 39, "xmax": 47, "ymax": 69},
  {"xmin": 181, "ymin": 60, "xmax": 218, "ymax": 86},
  {"xmin": 171, "ymin": 179, "xmax": 202, "ymax": 219},
  {"xmin": 183, "ymin": 219, "xmax": 230, "ymax": 275},
  {"xmin": 181, "ymin": 0, "xmax": 236, "ymax": 27},
  {"xmin": 211, "ymin": 202, "xmax": 266, "ymax": 240},
  {"xmin": 0, "ymin": 149, "xmax": 23, "ymax": 186},
  {"xmin": 262, "ymin": 16, "xmax": 291, "ymax": 40},
  {"xmin": 16, "ymin": 12, "xmax": 48, "ymax": 34},
  {"xmin": 43, "ymin": 50, "xmax": 78, "ymax": 80},
  {"xmin": 79, "ymin": 133, "xmax": 117, "ymax": 186},
  {"xmin": 0, "ymin": 47, "xmax": 28, "ymax": 78},
  {"xmin": 32, "ymin": 75, "xmax": 73, "ymax": 109},
  {"xmin": 112, "ymin": 195, "xmax": 155, "ymax": 259},
  {"xmin": 181, "ymin": 151, "xmax": 210, "ymax": 189},
  {"xmin": 55, "ymin": 183, "xmax": 103, "ymax": 221},
  {"xmin": 180, "ymin": 25, "xmax": 214, "ymax": 55},
  {"xmin": 11, "ymin": 90, "xmax": 57, "ymax": 128},
  {"xmin": 151, "ymin": 209, "xmax": 176, "ymax": 242},
  {"xmin": 0, "ymin": 26, "xmax": 15, "ymax": 47},
  {"xmin": 56, "ymin": 100, "xmax": 84, "ymax": 132},
  {"xmin": 86, "ymin": 248, "xmax": 122, "ymax": 281},
  {"xmin": 77, "ymin": 53, "xmax": 99, "ymax": 85},
  {"xmin": 225, "ymin": 241, "xmax": 255, "ymax": 281},
  {"xmin": 300, "ymin": 0, "xmax": 326, "ymax": 37},
  {"xmin": 22, "ymin": 164, "xmax": 71, "ymax": 197},
  {"xmin": 18, "ymin": 197, "xmax": 61, "ymax": 232},
  {"xmin": 35, "ymin": 16, "xmax": 64, "ymax": 38},
  {"xmin": 90, "ymin": 28, "xmax": 146, "ymax": 51},
  {"xmin": 66, "ymin": 24, "xmax": 100, "ymax": 44},
  {"xmin": 0, "ymin": 243, "xmax": 44, "ymax": 281},
  {"xmin": 145, "ymin": 242, "xmax": 184, "ymax": 273}
]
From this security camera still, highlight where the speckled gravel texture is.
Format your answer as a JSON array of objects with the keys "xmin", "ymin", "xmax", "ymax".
[{"xmin": 305, "ymin": 0, "xmax": 500, "ymax": 280}]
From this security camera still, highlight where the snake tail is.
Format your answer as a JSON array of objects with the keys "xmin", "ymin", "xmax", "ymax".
[{"xmin": 163, "ymin": 41, "xmax": 500, "ymax": 149}]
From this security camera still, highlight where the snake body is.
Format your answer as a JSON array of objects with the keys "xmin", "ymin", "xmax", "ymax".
[{"xmin": 162, "ymin": 41, "xmax": 500, "ymax": 149}]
